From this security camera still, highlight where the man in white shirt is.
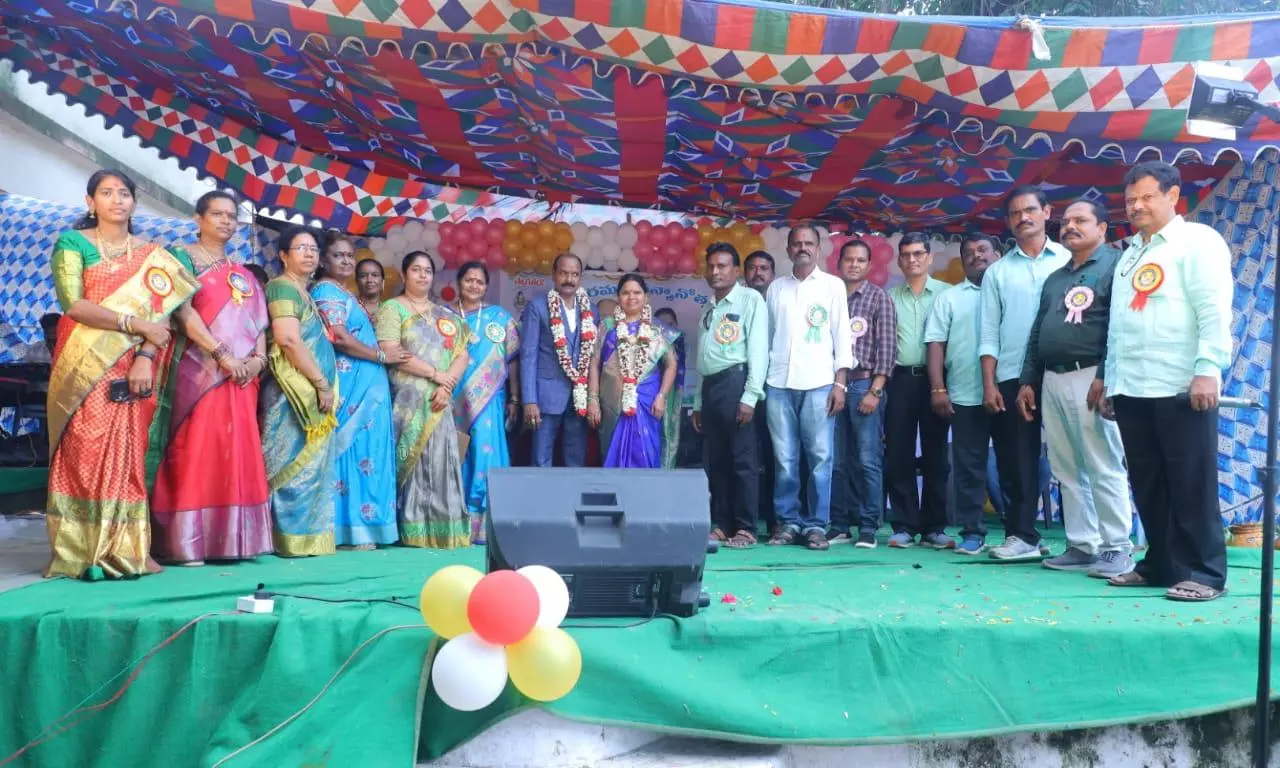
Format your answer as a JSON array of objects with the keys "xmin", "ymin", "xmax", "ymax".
[
  {"xmin": 1103, "ymin": 161, "xmax": 1234, "ymax": 602},
  {"xmin": 764, "ymin": 225, "xmax": 853, "ymax": 550}
]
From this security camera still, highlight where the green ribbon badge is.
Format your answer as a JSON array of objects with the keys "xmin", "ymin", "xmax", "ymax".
[{"xmin": 804, "ymin": 304, "xmax": 828, "ymax": 343}]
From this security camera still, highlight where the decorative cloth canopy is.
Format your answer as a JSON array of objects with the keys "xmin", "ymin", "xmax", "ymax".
[{"xmin": 2, "ymin": 0, "xmax": 1278, "ymax": 232}]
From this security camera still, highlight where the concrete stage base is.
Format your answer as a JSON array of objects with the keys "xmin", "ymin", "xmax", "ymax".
[{"xmin": 423, "ymin": 706, "xmax": 1276, "ymax": 768}]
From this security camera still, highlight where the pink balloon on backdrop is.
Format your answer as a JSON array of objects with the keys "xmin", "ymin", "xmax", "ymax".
[
  {"xmin": 872, "ymin": 241, "xmax": 895, "ymax": 264},
  {"xmin": 635, "ymin": 220, "xmax": 653, "ymax": 239},
  {"xmin": 825, "ymin": 234, "xmax": 854, "ymax": 273},
  {"xmin": 488, "ymin": 249, "xmax": 508, "ymax": 269},
  {"xmin": 471, "ymin": 217, "xmax": 488, "ymax": 236},
  {"xmin": 467, "ymin": 239, "xmax": 488, "ymax": 259},
  {"xmin": 662, "ymin": 242, "xmax": 682, "ymax": 261},
  {"xmin": 648, "ymin": 227, "xmax": 670, "ymax": 247},
  {"xmin": 665, "ymin": 221, "xmax": 684, "ymax": 239},
  {"xmin": 439, "ymin": 240, "xmax": 459, "ymax": 260},
  {"xmin": 868, "ymin": 264, "xmax": 890, "ymax": 286},
  {"xmin": 679, "ymin": 229, "xmax": 700, "ymax": 250},
  {"xmin": 452, "ymin": 226, "xmax": 473, "ymax": 246},
  {"xmin": 648, "ymin": 256, "xmax": 670, "ymax": 276},
  {"xmin": 675, "ymin": 255, "xmax": 697, "ymax": 274},
  {"xmin": 439, "ymin": 221, "xmax": 456, "ymax": 240},
  {"xmin": 485, "ymin": 222, "xmax": 506, "ymax": 245}
]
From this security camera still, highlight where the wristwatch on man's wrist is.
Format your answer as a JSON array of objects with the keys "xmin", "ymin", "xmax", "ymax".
[{"xmin": 870, "ymin": 387, "xmax": 883, "ymax": 398}]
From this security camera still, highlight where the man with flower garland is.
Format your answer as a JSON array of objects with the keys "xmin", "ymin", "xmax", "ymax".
[
  {"xmin": 764, "ymin": 224, "xmax": 853, "ymax": 551},
  {"xmin": 519, "ymin": 253, "xmax": 597, "ymax": 467}
]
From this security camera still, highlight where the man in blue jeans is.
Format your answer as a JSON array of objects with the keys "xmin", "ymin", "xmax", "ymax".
[
  {"xmin": 828, "ymin": 240, "xmax": 896, "ymax": 548},
  {"xmin": 764, "ymin": 224, "xmax": 853, "ymax": 550}
]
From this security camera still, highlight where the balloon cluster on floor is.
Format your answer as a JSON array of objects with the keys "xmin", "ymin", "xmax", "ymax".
[{"xmin": 421, "ymin": 565, "xmax": 581, "ymax": 712}]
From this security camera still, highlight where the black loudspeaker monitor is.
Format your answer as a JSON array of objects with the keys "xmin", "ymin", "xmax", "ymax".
[{"xmin": 487, "ymin": 468, "xmax": 712, "ymax": 618}]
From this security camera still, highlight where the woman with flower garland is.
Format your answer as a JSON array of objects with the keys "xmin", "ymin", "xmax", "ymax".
[
  {"xmin": 377, "ymin": 251, "xmax": 472, "ymax": 548},
  {"xmin": 452, "ymin": 261, "xmax": 520, "ymax": 544},
  {"xmin": 586, "ymin": 273, "xmax": 680, "ymax": 469}
]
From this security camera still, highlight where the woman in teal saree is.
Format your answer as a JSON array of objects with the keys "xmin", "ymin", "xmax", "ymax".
[
  {"xmin": 260, "ymin": 226, "xmax": 339, "ymax": 556},
  {"xmin": 451, "ymin": 261, "xmax": 520, "ymax": 544}
]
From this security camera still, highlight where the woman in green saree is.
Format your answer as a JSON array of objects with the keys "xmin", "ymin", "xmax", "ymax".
[
  {"xmin": 260, "ymin": 226, "xmax": 339, "ymax": 556},
  {"xmin": 376, "ymin": 251, "xmax": 471, "ymax": 549}
]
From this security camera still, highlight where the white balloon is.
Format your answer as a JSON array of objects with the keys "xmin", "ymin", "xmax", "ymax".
[
  {"xmin": 424, "ymin": 221, "xmax": 440, "ymax": 236},
  {"xmin": 421, "ymin": 231, "xmax": 441, "ymax": 249},
  {"xmin": 431, "ymin": 633, "xmax": 508, "ymax": 712},
  {"xmin": 570, "ymin": 222, "xmax": 589, "ymax": 242},
  {"xmin": 570, "ymin": 241, "xmax": 591, "ymax": 258},
  {"xmin": 387, "ymin": 232, "xmax": 408, "ymax": 253},
  {"xmin": 403, "ymin": 220, "xmax": 425, "ymax": 241},
  {"xmin": 386, "ymin": 224, "xmax": 405, "ymax": 240},
  {"xmin": 586, "ymin": 226, "xmax": 605, "ymax": 247},
  {"xmin": 617, "ymin": 250, "xmax": 639, "ymax": 272},
  {"xmin": 600, "ymin": 221, "xmax": 619, "ymax": 243},
  {"xmin": 601, "ymin": 243, "xmax": 622, "ymax": 261},
  {"xmin": 616, "ymin": 223, "xmax": 638, "ymax": 248},
  {"xmin": 370, "ymin": 238, "xmax": 389, "ymax": 256},
  {"xmin": 585, "ymin": 249, "xmax": 605, "ymax": 270}
]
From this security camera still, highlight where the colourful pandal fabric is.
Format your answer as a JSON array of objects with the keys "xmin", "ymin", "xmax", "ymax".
[
  {"xmin": 312, "ymin": 280, "xmax": 398, "ymax": 547},
  {"xmin": 44, "ymin": 230, "xmax": 198, "ymax": 579},
  {"xmin": 452, "ymin": 304, "xmax": 519, "ymax": 538},
  {"xmin": 261, "ymin": 277, "xmax": 339, "ymax": 556},
  {"xmin": 597, "ymin": 316, "xmax": 678, "ymax": 470},
  {"xmin": 378, "ymin": 299, "xmax": 470, "ymax": 549},
  {"xmin": 151, "ymin": 255, "xmax": 272, "ymax": 562}
]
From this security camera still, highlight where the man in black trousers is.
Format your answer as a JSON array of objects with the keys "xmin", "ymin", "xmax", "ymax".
[{"xmin": 693, "ymin": 243, "xmax": 769, "ymax": 548}]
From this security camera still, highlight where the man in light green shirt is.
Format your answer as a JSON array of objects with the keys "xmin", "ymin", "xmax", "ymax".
[
  {"xmin": 1102, "ymin": 161, "xmax": 1234, "ymax": 602},
  {"xmin": 692, "ymin": 243, "xmax": 768, "ymax": 547},
  {"xmin": 884, "ymin": 233, "xmax": 951, "ymax": 550},
  {"xmin": 979, "ymin": 185, "xmax": 1070, "ymax": 562}
]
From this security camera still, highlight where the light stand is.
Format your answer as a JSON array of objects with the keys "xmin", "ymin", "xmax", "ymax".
[{"xmin": 1184, "ymin": 72, "xmax": 1280, "ymax": 768}]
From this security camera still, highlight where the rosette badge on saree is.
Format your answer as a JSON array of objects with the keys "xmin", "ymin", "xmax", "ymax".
[{"xmin": 48, "ymin": 244, "xmax": 199, "ymax": 452}]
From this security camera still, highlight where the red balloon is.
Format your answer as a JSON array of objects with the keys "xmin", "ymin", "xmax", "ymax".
[
  {"xmin": 439, "ymin": 221, "xmax": 455, "ymax": 240},
  {"xmin": 467, "ymin": 238, "xmax": 488, "ymax": 259},
  {"xmin": 467, "ymin": 570, "xmax": 540, "ymax": 646},
  {"xmin": 439, "ymin": 241, "xmax": 458, "ymax": 259},
  {"xmin": 439, "ymin": 285, "xmax": 458, "ymax": 302},
  {"xmin": 635, "ymin": 220, "xmax": 653, "ymax": 238},
  {"xmin": 452, "ymin": 226, "xmax": 473, "ymax": 246},
  {"xmin": 665, "ymin": 221, "xmax": 684, "ymax": 239},
  {"xmin": 679, "ymin": 229, "xmax": 699, "ymax": 250},
  {"xmin": 662, "ymin": 242, "xmax": 682, "ymax": 261},
  {"xmin": 649, "ymin": 256, "xmax": 670, "ymax": 276},
  {"xmin": 485, "ymin": 221, "xmax": 506, "ymax": 245},
  {"xmin": 487, "ymin": 249, "xmax": 508, "ymax": 269},
  {"xmin": 868, "ymin": 265, "xmax": 890, "ymax": 286},
  {"xmin": 675, "ymin": 256, "xmax": 697, "ymax": 274},
  {"xmin": 872, "ymin": 242, "xmax": 895, "ymax": 264},
  {"xmin": 470, "ymin": 217, "xmax": 488, "ymax": 236},
  {"xmin": 648, "ymin": 227, "xmax": 670, "ymax": 247}
]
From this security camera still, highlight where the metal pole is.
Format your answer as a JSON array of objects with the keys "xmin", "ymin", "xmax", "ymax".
[{"xmin": 1254, "ymin": 198, "xmax": 1280, "ymax": 768}]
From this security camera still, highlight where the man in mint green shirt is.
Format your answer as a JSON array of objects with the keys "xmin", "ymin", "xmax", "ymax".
[
  {"xmin": 692, "ymin": 243, "xmax": 768, "ymax": 547},
  {"xmin": 979, "ymin": 185, "xmax": 1070, "ymax": 562},
  {"xmin": 925, "ymin": 233, "xmax": 1000, "ymax": 554},
  {"xmin": 1102, "ymin": 161, "xmax": 1234, "ymax": 602}
]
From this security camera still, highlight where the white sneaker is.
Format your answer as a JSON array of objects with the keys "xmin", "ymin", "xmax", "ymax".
[{"xmin": 989, "ymin": 536, "xmax": 1042, "ymax": 561}]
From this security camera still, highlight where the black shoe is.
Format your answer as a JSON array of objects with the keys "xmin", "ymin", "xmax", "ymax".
[{"xmin": 854, "ymin": 532, "xmax": 878, "ymax": 549}]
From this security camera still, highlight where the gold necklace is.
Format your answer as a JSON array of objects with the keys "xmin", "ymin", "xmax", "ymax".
[
  {"xmin": 404, "ymin": 294, "xmax": 431, "ymax": 315},
  {"xmin": 94, "ymin": 230, "xmax": 132, "ymax": 271},
  {"xmin": 191, "ymin": 241, "xmax": 229, "ymax": 272}
]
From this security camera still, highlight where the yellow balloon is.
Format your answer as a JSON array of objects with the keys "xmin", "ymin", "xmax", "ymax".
[
  {"xmin": 419, "ymin": 565, "xmax": 484, "ymax": 639},
  {"xmin": 506, "ymin": 626, "xmax": 582, "ymax": 702},
  {"xmin": 355, "ymin": 247, "xmax": 376, "ymax": 261},
  {"xmin": 382, "ymin": 267, "xmax": 403, "ymax": 299}
]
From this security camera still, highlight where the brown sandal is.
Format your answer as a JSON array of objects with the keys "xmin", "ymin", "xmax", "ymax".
[
  {"xmin": 768, "ymin": 528, "xmax": 796, "ymax": 546},
  {"xmin": 804, "ymin": 531, "xmax": 829, "ymax": 551},
  {"xmin": 1107, "ymin": 571, "xmax": 1150, "ymax": 587},
  {"xmin": 710, "ymin": 528, "xmax": 727, "ymax": 543},
  {"xmin": 725, "ymin": 530, "xmax": 757, "ymax": 549},
  {"xmin": 1166, "ymin": 581, "xmax": 1227, "ymax": 602}
]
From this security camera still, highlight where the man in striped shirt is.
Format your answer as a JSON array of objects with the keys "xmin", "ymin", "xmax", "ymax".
[{"xmin": 828, "ymin": 240, "xmax": 897, "ymax": 548}]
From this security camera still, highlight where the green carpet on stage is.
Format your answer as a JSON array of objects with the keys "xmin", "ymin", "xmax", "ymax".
[{"xmin": 0, "ymin": 532, "xmax": 1273, "ymax": 767}]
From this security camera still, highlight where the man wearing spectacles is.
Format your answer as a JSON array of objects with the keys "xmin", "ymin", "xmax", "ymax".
[{"xmin": 692, "ymin": 243, "xmax": 768, "ymax": 548}]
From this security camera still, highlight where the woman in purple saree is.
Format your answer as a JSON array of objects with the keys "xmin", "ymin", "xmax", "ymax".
[{"xmin": 587, "ymin": 273, "xmax": 679, "ymax": 469}]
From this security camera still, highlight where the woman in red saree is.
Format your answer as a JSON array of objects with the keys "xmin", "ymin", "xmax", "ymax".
[
  {"xmin": 150, "ymin": 191, "xmax": 273, "ymax": 565},
  {"xmin": 45, "ymin": 170, "xmax": 204, "ymax": 580}
]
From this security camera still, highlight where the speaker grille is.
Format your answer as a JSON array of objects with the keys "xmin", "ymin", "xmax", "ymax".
[{"xmin": 568, "ymin": 571, "xmax": 654, "ymax": 616}]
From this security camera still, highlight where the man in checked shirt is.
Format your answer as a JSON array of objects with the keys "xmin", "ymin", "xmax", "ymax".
[{"xmin": 828, "ymin": 240, "xmax": 897, "ymax": 548}]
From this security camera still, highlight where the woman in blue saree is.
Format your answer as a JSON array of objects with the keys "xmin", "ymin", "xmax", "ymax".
[
  {"xmin": 312, "ymin": 236, "xmax": 403, "ymax": 549},
  {"xmin": 261, "ymin": 226, "xmax": 339, "ymax": 556},
  {"xmin": 587, "ymin": 273, "xmax": 679, "ymax": 469},
  {"xmin": 451, "ymin": 261, "xmax": 520, "ymax": 544}
]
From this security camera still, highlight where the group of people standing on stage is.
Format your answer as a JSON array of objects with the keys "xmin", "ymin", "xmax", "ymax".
[
  {"xmin": 692, "ymin": 161, "xmax": 1235, "ymax": 603},
  {"xmin": 41, "ymin": 161, "xmax": 1235, "ymax": 603}
]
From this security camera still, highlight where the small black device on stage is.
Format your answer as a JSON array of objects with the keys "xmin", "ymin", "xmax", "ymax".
[{"xmin": 486, "ymin": 467, "xmax": 713, "ymax": 618}]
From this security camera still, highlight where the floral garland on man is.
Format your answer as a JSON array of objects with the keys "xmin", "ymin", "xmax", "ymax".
[
  {"xmin": 612, "ymin": 304, "xmax": 654, "ymax": 416},
  {"xmin": 547, "ymin": 287, "xmax": 596, "ymax": 415}
]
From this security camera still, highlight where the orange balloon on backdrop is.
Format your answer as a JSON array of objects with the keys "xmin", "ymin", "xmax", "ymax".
[
  {"xmin": 537, "ymin": 221, "xmax": 555, "ymax": 240},
  {"xmin": 518, "ymin": 251, "xmax": 539, "ymax": 271},
  {"xmin": 728, "ymin": 223, "xmax": 751, "ymax": 244},
  {"xmin": 520, "ymin": 227, "xmax": 540, "ymax": 249},
  {"xmin": 503, "ymin": 239, "xmax": 523, "ymax": 258},
  {"xmin": 382, "ymin": 267, "xmax": 403, "ymax": 298},
  {"xmin": 554, "ymin": 229, "xmax": 574, "ymax": 250},
  {"xmin": 535, "ymin": 242, "xmax": 556, "ymax": 261},
  {"xmin": 698, "ymin": 226, "xmax": 714, "ymax": 243},
  {"xmin": 505, "ymin": 219, "xmax": 523, "ymax": 238}
]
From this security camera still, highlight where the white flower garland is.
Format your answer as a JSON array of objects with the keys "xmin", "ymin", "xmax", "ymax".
[
  {"xmin": 613, "ymin": 304, "xmax": 654, "ymax": 417},
  {"xmin": 547, "ymin": 289, "xmax": 596, "ymax": 416}
]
